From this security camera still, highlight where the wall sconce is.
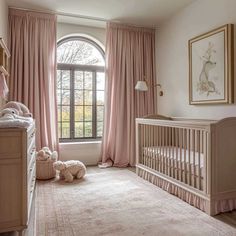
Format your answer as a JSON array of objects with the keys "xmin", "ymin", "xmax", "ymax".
[
  {"xmin": 135, "ymin": 81, "xmax": 148, "ymax": 91},
  {"xmin": 135, "ymin": 80, "xmax": 164, "ymax": 96}
]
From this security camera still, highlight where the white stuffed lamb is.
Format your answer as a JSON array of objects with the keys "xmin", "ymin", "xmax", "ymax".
[{"xmin": 53, "ymin": 160, "xmax": 86, "ymax": 182}]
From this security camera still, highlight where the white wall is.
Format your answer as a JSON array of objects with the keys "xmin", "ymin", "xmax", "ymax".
[
  {"xmin": 0, "ymin": 0, "xmax": 8, "ymax": 109},
  {"xmin": 156, "ymin": 0, "xmax": 236, "ymax": 119},
  {"xmin": 57, "ymin": 23, "xmax": 105, "ymax": 165},
  {"xmin": 57, "ymin": 22, "xmax": 105, "ymax": 46}
]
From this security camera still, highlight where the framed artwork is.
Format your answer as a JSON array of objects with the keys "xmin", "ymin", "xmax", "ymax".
[{"xmin": 189, "ymin": 24, "xmax": 234, "ymax": 104}]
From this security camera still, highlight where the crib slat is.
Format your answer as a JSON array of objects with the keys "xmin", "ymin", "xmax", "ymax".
[
  {"xmin": 147, "ymin": 125, "xmax": 150, "ymax": 168},
  {"xmin": 151, "ymin": 126, "xmax": 154, "ymax": 170},
  {"xmin": 163, "ymin": 127, "xmax": 166, "ymax": 174},
  {"xmin": 158, "ymin": 126, "xmax": 161, "ymax": 172},
  {"xmin": 143, "ymin": 125, "xmax": 148, "ymax": 166},
  {"xmin": 203, "ymin": 131, "xmax": 208, "ymax": 194},
  {"xmin": 158, "ymin": 126, "xmax": 162, "ymax": 172},
  {"xmin": 161, "ymin": 126, "xmax": 164, "ymax": 173},
  {"xmin": 179, "ymin": 128, "xmax": 183, "ymax": 182},
  {"xmin": 172, "ymin": 127, "xmax": 175, "ymax": 178},
  {"xmin": 140, "ymin": 125, "xmax": 142, "ymax": 165},
  {"xmin": 154, "ymin": 126, "xmax": 157, "ymax": 171},
  {"xmin": 183, "ymin": 129, "xmax": 187, "ymax": 184},
  {"xmin": 168, "ymin": 127, "xmax": 171, "ymax": 176},
  {"xmin": 197, "ymin": 130, "xmax": 201, "ymax": 190},
  {"xmin": 175, "ymin": 128, "xmax": 178, "ymax": 180},
  {"xmin": 153, "ymin": 126, "xmax": 155, "ymax": 170},
  {"xmin": 141, "ymin": 125, "xmax": 143, "ymax": 165},
  {"xmin": 143, "ymin": 125, "xmax": 145, "ymax": 166},
  {"xmin": 150, "ymin": 126, "xmax": 153, "ymax": 169},
  {"xmin": 150, "ymin": 125, "xmax": 153, "ymax": 169},
  {"xmin": 187, "ymin": 129, "xmax": 191, "ymax": 186},
  {"xmin": 165, "ymin": 127, "xmax": 168, "ymax": 175},
  {"xmin": 192, "ymin": 129, "xmax": 196, "ymax": 188},
  {"xmin": 164, "ymin": 126, "xmax": 167, "ymax": 174}
]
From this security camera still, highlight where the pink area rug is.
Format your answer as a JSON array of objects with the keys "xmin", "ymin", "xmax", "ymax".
[{"xmin": 36, "ymin": 168, "xmax": 236, "ymax": 236}]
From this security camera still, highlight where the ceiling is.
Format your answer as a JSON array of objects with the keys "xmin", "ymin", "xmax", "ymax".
[{"xmin": 6, "ymin": 0, "xmax": 195, "ymax": 28}]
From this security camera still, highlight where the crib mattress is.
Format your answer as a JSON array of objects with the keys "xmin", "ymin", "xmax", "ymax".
[{"xmin": 143, "ymin": 146, "xmax": 204, "ymax": 167}]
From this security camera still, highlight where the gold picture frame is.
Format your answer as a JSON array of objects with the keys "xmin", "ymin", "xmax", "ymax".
[{"xmin": 189, "ymin": 24, "xmax": 234, "ymax": 105}]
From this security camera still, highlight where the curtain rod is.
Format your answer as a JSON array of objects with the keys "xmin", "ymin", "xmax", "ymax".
[{"xmin": 8, "ymin": 6, "xmax": 108, "ymax": 23}]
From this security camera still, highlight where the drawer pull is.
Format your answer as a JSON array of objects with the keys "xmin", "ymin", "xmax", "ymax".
[{"xmin": 30, "ymin": 148, "xmax": 36, "ymax": 155}]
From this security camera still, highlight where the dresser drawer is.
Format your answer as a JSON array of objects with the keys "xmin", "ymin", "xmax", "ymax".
[{"xmin": 0, "ymin": 133, "xmax": 21, "ymax": 159}]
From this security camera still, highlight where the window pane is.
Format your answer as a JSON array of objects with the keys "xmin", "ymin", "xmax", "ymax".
[
  {"xmin": 57, "ymin": 106, "xmax": 61, "ymax": 122},
  {"xmin": 74, "ymin": 106, "xmax": 83, "ymax": 121},
  {"xmin": 61, "ymin": 90, "xmax": 70, "ymax": 105},
  {"xmin": 62, "ymin": 106, "xmax": 70, "ymax": 121},
  {"xmin": 75, "ymin": 122, "xmax": 83, "ymax": 138},
  {"xmin": 75, "ymin": 71, "xmax": 83, "ymax": 89},
  {"xmin": 85, "ymin": 122, "xmax": 92, "ymax": 137},
  {"xmin": 58, "ymin": 123, "xmax": 61, "ymax": 138},
  {"xmin": 84, "ymin": 106, "xmax": 92, "ymax": 121},
  {"xmin": 57, "ymin": 40, "xmax": 105, "ymax": 66},
  {"xmin": 61, "ymin": 70, "xmax": 70, "ymax": 89},
  {"xmin": 97, "ymin": 91, "xmax": 104, "ymax": 105},
  {"xmin": 96, "ymin": 72, "xmax": 105, "ymax": 90},
  {"xmin": 84, "ymin": 72, "xmax": 93, "ymax": 89},
  {"xmin": 84, "ymin": 90, "xmax": 92, "ymax": 105},
  {"xmin": 57, "ymin": 70, "xmax": 61, "ymax": 89},
  {"xmin": 61, "ymin": 122, "xmax": 70, "ymax": 138},
  {"xmin": 57, "ymin": 90, "xmax": 61, "ymax": 105},
  {"xmin": 97, "ymin": 106, "xmax": 104, "ymax": 121},
  {"xmin": 74, "ymin": 90, "xmax": 83, "ymax": 105},
  {"xmin": 97, "ymin": 122, "xmax": 103, "ymax": 137}
]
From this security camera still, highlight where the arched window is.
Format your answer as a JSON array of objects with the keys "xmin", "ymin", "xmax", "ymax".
[{"xmin": 57, "ymin": 36, "xmax": 105, "ymax": 141}]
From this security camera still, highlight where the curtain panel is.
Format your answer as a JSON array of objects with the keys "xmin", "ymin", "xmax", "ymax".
[
  {"xmin": 102, "ymin": 22, "xmax": 157, "ymax": 167},
  {"xmin": 8, "ymin": 9, "xmax": 58, "ymax": 151}
]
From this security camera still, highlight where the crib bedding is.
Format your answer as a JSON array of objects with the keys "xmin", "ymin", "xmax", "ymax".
[
  {"xmin": 143, "ymin": 146, "xmax": 204, "ymax": 167},
  {"xmin": 142, "ymin": 146, "xmax": 204, "ymax": 178}
]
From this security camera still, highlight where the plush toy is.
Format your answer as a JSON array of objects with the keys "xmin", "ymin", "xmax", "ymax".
[
  {"xmin": 36, "ymin": 147, "xmax": 58, "ymax": 161},
  {"xmin": 0, "ymin": 108, "xmax": 19, "ymax": 119},
  {"xmin": 53, "ymin": 160, "xmax": 86, "ymax": 183},
  {"xmin": 3, "ymin": 101, "xmax": 32, "ymax": 117}
]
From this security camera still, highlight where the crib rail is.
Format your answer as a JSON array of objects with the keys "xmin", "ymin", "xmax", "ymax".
[{"xmin": 136, "ymin": 118, "xmax": 212, "ymax": 193}]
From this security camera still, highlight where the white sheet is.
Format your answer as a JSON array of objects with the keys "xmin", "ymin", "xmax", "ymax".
[{"xmin": 143, "ymin": 146, "xmax": 204, "ymax": 168}]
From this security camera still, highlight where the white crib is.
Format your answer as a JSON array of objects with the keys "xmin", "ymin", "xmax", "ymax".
[{"xmin": 135, "ymin": 116, "xmax": 236, "ymax": 215}]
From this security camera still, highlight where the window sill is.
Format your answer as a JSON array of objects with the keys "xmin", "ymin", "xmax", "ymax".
[{"xmin": 59, "ymin": 140, "xmax": 102, "ymax": 145}]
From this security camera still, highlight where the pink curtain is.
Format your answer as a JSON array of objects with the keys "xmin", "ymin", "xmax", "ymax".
[
  {"xmin": 8, "ymin": 9, "xmax": 58, "ymax": 151},
  {"xmin": 101, "ymin": 23, "xmax": 156, "ymax": 167}
]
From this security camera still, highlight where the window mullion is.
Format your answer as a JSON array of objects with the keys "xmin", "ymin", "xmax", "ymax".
[
  {"xmin": 70, "ymin": 69, "xmax": 75, "ymax": 139},
  {"xmin": 60, "ymin": 70, "xmax": 63, "ymax": 139},
  {"xmin": 92, "ymin": 71, "xmax": 97, "ymax": 138},
  {"xmin": 83, "ymin": 71, "xmax": 85, "ymax": 137}
]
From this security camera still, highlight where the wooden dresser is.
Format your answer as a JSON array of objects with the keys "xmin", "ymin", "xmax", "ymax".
[{"xmin": 0, "ymin": 122, "xmax": 36, "ymax": 235}]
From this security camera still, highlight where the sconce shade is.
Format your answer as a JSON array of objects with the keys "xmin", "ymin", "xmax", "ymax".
[{"xmin": 135, "ymin": 81, "xmax": 148, "ymax": 91}]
